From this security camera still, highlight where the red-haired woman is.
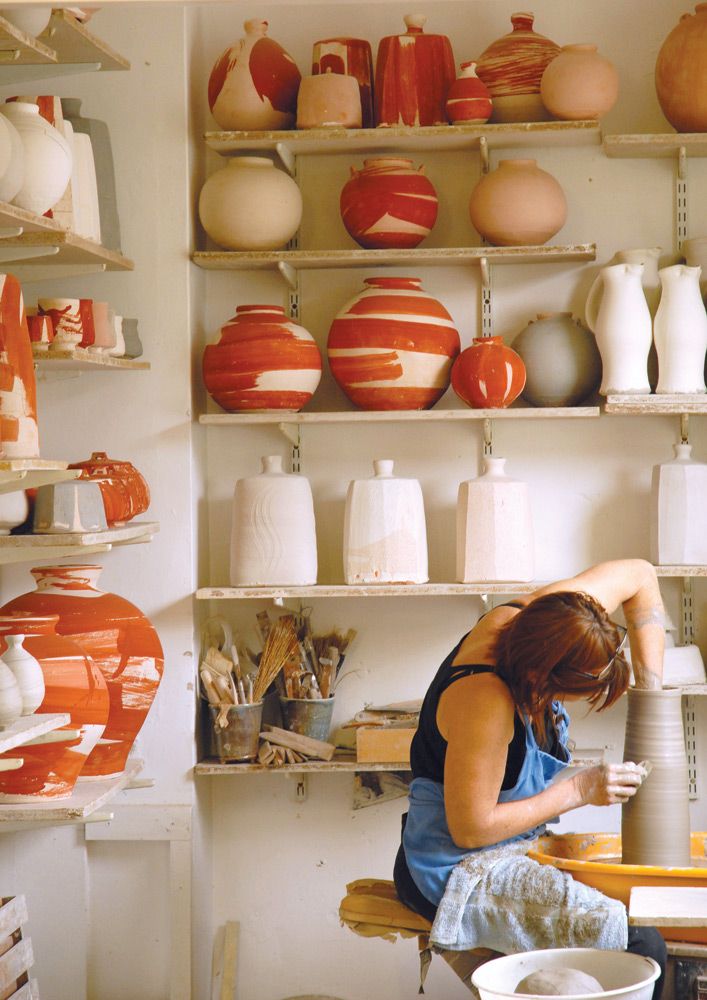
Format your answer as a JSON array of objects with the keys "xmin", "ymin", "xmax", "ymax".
[{"xmin": 394, "ymin": 559, "xmax": 667, "ymax": 997}]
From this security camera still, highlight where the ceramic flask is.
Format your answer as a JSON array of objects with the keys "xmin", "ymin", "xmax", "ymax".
[
  {"xmin": 654, "ymin": 264, "xmax": 707, "ymax": 394},
  {"xmin": 655, "ymin": 4, "xmax": 707, "ymax": 133},
  {"xmin": 230, "ymin": 455, "xmax": 317, "ymax": 586},
  {"xmin": 584, "ymin": 262, "xmax": 652, "ymax": 394},
  {"xmin": 456, "ymin": 456, "xmax": 534, "ymax": 583},
  {"xmin": 343, "ymin": 459, "xmax": 428, "ymax": 585},
  {"xmin": 0, "ymin": 633, "xmax": 44, "ymax": 715},
  {"xmin": 622, "ymin": 688, "xmax": 691, "ymax": 867},
  {"xmin": 312, "ymin": 36, "xmax": 374, "ymax": 128},
  {"xmin": 650, "ymin": 443, "xmax": 707, "ymax": 565}
]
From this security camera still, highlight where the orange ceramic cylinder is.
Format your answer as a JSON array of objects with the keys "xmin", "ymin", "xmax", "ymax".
[
  {"xmin": 68, "ymin": 451, "xmax": 150, "ymax": 524},
  {"xmin": 340, "ymin": 158, "xmax": 438, "ymax": 250},
  {"xmin": 469, "ymin": 158, "xmax": 567, "ymax": 246},
  {"xmin": 451, "ymin": 336, "xmax": 526, "ymax": 408},
  {"xmin": 656, "ymin": 4, "xmax": 707, "ymax": 132}
]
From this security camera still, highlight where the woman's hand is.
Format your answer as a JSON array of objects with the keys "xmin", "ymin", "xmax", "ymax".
[{"xmin": 573, "ymin": 761, "xmax": 648, "ymax": 806}]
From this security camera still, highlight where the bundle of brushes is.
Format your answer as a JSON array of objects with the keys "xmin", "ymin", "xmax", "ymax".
[{"xmin": 286, "ymin": 608, "xmax": 357, "ymax": 700}]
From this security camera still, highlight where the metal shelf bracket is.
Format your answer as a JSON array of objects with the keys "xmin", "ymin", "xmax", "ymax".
[
  {"xmin": 479, "ymin": 135, "xmax": 490, "ymax": 174},
  {"xmin": 681, "ymin": 413, "xmax": 690, "ymax": 444}
]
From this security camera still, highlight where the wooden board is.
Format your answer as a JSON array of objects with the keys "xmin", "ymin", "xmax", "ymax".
[
  {"xmin": 200, "ymin": 407, "xmax": 600, "ymax": 425},
  {"xmin": 0, "ymin": 939, "xmax": 32, "ymax": 996},
  {"xmin": 629, "ymin": 886, "xmax": 707, "ymax": 927},
  {"xmin": 0, "ymin": 715, "xmax": 69, "ymax": 755},
  {"xmin": 0, "ymin": 900, "xmax": 27, "ymax": 941},
  {"xmin": 38, "ymin": 9, "xmax": 129, "ymax": 71},
  {"xmin": 356, "ymin": 727, "xmax": 415, "ymax": 764}
]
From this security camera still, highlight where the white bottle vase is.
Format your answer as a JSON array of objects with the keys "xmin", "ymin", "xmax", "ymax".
[
  {"xmin": 456, "ymin": 456, "xmax": 534, "ymax": 582},
  {"xmin": 230, "ymin": 455, "xmax": 317, "ymax": 586},
  {"xmin": 654, "ymin": 264, "xmax": 707, "ymax": 394},
  {"xmin": 0, "ymin": 658, "xmax": 22, "ymax": 729},
  {"xmin": 0, "ymin": 633, "xmax": 44, "ymax": 715},
  {"xmin": 585, "ymin": 262, "xmax": 652, "ymax": 394},
  {"xmin": 650, "ymin": 443, "xmax": 707, "ymax": 565},
  {"xmin": 343, "ymin": 459, "xmax": 428, "ymax": 585}
]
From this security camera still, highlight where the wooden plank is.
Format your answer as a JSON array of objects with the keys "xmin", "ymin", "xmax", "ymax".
[
  {"xmin": 0, "ymin": 15, "xmax": 56, "ymax": 64},
  {"xmin": 0, "ymin": 759, "xmax": 142, "ymax": 823},
  {"xmin": 655, "ymin": 565, "xmax": 707, "ymax": 577},
  {"xmin": 32, "ymin": 347, "xmax": 149, "ymax": 371},
  {"xmin": 667, "ymin": 940, "xmax": 707, "ymax": 957},
  {"xmin": 0, "ymin": 939, "xmax": 32, "ymax": 994},
  {"xmin": 0, "ymin": 522, "xmax": 159, "ymax": 549},
  {"xmin": 0, "ymin": 715, "xmax": 69, "ymax": 755},
  {"xmin": 604, "ymin": 134, "xmax": 707, "ymax": 159},
  {"xmin": 356, "ymin": 727, "xmax": 415, "ymax": 764},
  {"xmin": 6, "ymin": 982, "xmax": 33, "ymax": 1000},
  {"xmin": 0, "ymin": 231, "xmax": 133, "ymax": 270},
  {"xmin": 0, "ymin": 899, "xmax": 27, "ymax": 940},
  {"xmin": 211, "ymin": 922, "xmax": 239, "ymax": 1000},
  {"xmin": 200, "ymin": 407, "xmax": 600, "ymax": 425},
  {"xmin": 38, "ymin": 9, "xmax": 129, "ymax": 71},
  {"xmin": 605, "ymin": 394, "xmax": 707, "ymax": 414},
  {"xmin": 629, "ymin": 886, "xmax": 707, "ymax": 927},
  {"xmin": 197, "ymin": 582, "xmax": 540, "ymax": 600},
  {"xmin": 261, "ymin": 725, "xmax": 336, "ymax": 761}
]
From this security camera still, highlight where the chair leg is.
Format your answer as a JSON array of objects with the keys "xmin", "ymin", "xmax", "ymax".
[{"xmin": 440, "ymin": 948, "xmax": 501, "ymax": 996}]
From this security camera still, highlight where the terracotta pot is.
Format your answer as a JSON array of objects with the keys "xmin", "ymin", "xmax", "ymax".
[
  {"xmin": 327, "ymin": 276, "xmax": 460, "ymax": 410},
  {"xmin": 0, "ymin": 613, "xmax": 109, "ymax": 799},
  {"xmin": 512, "ymin": 312, "xmax": 601, "ymax": 406},
  {"xmin": 451, "ymin": 336, "xmax": 526, "ymax": 408},
  {"xmin": 469, "ymin": 158, "xmax": 567, "ymax": 246},
  {"xmin": 374, "ymin": 14, "xmax": 456, "ymax": 127},
  {"xmin": 0, "ymin": 274, "xmax": 39, "ymax": 459},
  {"xmin": 2, "ymin": 100, "xmax": 71, "ymax": 215},
  {"xmin": 656, "ymin": 4, "xmax": 707, "ymax": 133},
  {"xmin": 208, "ymin": 18, "xmax": 301, "ymax": 131},
  {"xmin": 203, "ymin": 305, "xmax": 322, "ymax": 412},
  {"xmin": 540, "ymin": 44, "xmax": 619, "ymax": 120},
  {"xmin": 312, "ymin": 36, "xmax": 374, "ymax": 128},
  {"xmin": 296, "ymin": 71, "xmax": 361, "ymax": 128},
  {"xmin": 198, "ymin": 156, "xmax": 302, "ymax": 251},
  {"xmin": 1, "ymin": 566, "xmax": 164, "ymax": 781},
  {"xmin": 68, "ymin": 451, "xmax": 150, "ymax": 524},
  {"xmin": 475, "ymin": 12, "xmax": 560, "ymax": 123},
  {"xmin": 340, "ymin": 157, "xmax": 438, "ymax": 250},
  {"xmin": 446, "ymin": 61, "xmax": 492, "ymax": 124}
]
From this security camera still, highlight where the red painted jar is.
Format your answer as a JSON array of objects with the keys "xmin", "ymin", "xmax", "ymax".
[
  {"xmin": 203, "ymin": 305, "xmax": 322, "ymax": 412},
  {"xmin": 451, "ymin": 336, "xmax": 526, "ymax": 408},
  {"xmin": 327, "ymin": 276, "xmax": 460, "ymax": 410},
  {"xmin": 68, "ymin": 451, "xmax": 150, "ymax": 524},
  {"xmin": 374, "ymin": 14, "xmax": 456, "ymax": 126},
  {"xmin": 340, "ymin": 158, "xmax": 438, "ymax": 250},
  {"xmin": 0, "ymin": 273, "xmax": 39, "ymax": 459},
  {"xmin": 446, "ymin": 61, "xmax": 492, "ymax": 124},
  {"xmin": 312, "ymin": 37, "xmax": 374, "ymax": 128},
  {"xmin": 1, "ymin": 565, "xmax": 165, "ymax": 780},
  {"xmin": 0, "ymin": 614, "xmax": 109, "ymax": 800}
]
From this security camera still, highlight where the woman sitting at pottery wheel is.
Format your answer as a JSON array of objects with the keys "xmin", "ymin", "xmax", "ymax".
[{"xmin": 394, "ymin": 558, "xmax": 667, "ymax": 997}]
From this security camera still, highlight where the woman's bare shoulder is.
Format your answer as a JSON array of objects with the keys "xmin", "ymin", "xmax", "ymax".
[
  {"xmin": 452, "ymin": 603, "xmax": 523, "ymax": 666},
  {"xmin": 437, "ymin": 670, "xmax": 515, "ymax": 741}
]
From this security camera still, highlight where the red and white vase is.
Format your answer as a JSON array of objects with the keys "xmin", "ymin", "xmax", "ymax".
[
  {"xmin": 0, "ymin": 614, "xmax": 109, "ymax": 800},
  {"xmin": 312, "ymin": 36, "xmax": 374, "ymax": 128},
  {"xmin": 451, "ymin": 336, "xmax": 526, "ymax": 408},
  {"xmin": 208, "ymin": 18, "xmax": 301, "ymax": 130},
  {"xmin": 0, "ymin": 273, "xmax": 39, "ymax": 459},
  {"xmin": 446, "ymin": 62, "xmax": 492, "ymax": 123},
  {"xmin": 374, "ymin": 14, "xmax": 456, "ymax": 127},
  {"xmin": 327, "ymin": 276, "xmax": 460, "ymax": 410},
  {"xmin": 1, "ymin": 565, "xmax": 164, "ymax": 780},
  {"xmin": 340, "ymin": 158, "xmax": 438, "ymax": 250},
  {"xmin": 203, "ymin": 305, "xmax": 322, "ymax": 412}
]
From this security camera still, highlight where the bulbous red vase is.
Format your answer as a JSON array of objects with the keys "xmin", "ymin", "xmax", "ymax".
[
  {"xmin": 1, "ymin": 565, "xmax": 164, "ymax": 780},
  {"xmin": 340, "ymin": 158, "xmax": 438, "ymax": 250},
  {"xmin": 374, "ymin": 14, "xmax": 456, "ymax": 126},
  {"xmin": 327, "ymin": 276, "xmax": 460, "ymax": 410},
  {"xmin": 446, "ymin": 61, "xmax": 492, "ymax": 123},
  {"xmin": 68, "ymin": 451, "xmax": 150, "ymax": 525},
  {"xmin": 0, "ymin": 614, "xmax": 109, "ymax": 800},
  {"xmin": 451, "ymin": 336, "xmax": 526, "ymax": 408}
]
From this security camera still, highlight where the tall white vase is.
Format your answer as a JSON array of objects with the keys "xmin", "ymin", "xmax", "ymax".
[
  {"xmin": 650, "ymin": 443, "xmax": 707, "ymax": 565},
  {"xmin": 230, "ymin": 455, "xmax": 317, "ymax": 586},
  {"xmin": 343, "ymin": 459, "xmax": 428, "ymax": 585},
  {"xmin": 585, "ymin": 262, "xmax": 652, "ymax": 394},
  {"xmin": 615, "ymin": 248, "xmax": 662, "ymax": 317},
  {"xmin": 456, "ymin": 456, "xmax": 534, "ymax": 582},
  {"xmin": 0, "ymin": 633, "xmax": 44, "ymax": 715},
  {"xmin": 654, "ymin": 264, "xmax": 707, "ymax": 394}
]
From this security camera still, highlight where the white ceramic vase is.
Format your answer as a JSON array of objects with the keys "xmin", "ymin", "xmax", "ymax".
[
  {"xmin": 0, "ymin": 658, "xmax": 21, "ymax": 729},
  {"xmin": 198, "ymin": 156, "xmax": 302, "ymax": 251},
  {"xmin": 0, "ymin": 633, "xmax": 44, "ymax": 716},
  {"xmin": 0, "ymin": 111, "xmax": 24, "ymax": 203},
  {"xmin": 3, "ymin": 101, "xmax": 72, "ymax": 216},
  {"xmin": 654, "ymin": 264, "xmax": 707, "ymax": 394},
  {"xmin": 67, "ymin": 126, "xmax": 101, "ymax": 241},
  {"xmin": 650, "ymin": 442, "xmax": 707, "ymax": 565},
  {"xmin": 108, "ymin": 314, "xmax": 126, "ymax": 357},
  {"xmin": 585, "ymin": 262, "xmax": 652, "ymax": 394},
  {"xmin": 615, "ymin": 247, "xmax": 662, "ymax": 317},
  {"xmin": 343, "ymin": 459, "xmax": 428, "ymax": 585},
  {"xmin": 456, "ymin": 456, "xmax": 534, "ymax": 583},
  {"xmin": 0, "ymin": 489, "xmax": 28, "ymax": 534},
  {"xmin": 230, "ymin": 455, "xmax": 317, "ymax": 586}
]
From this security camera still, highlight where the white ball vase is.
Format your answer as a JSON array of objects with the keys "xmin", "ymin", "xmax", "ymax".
[
  {"xmin": 198, "ymin": 156, "xmax": 303, "ymax": 251},
  {"xmin": 2, "ymin": 101, "xmax": 71, "ymax": 216},
  {"xmin": 0, "ymin": 111, "xmax": 24, "ymax": 204}
]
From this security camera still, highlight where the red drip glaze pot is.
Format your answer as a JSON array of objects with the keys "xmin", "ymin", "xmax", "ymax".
[
  {"xmin": 374, "ymin": 14, "xmax": 455, "ymax": 127},
  {"xmin": 451, "ymin": 336, "xmax": 526, "ymax": 408}
]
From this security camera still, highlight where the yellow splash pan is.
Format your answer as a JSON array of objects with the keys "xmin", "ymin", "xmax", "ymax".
[{"xmin": 528, "ymin": 833, "xmax": 707, "ymax": 943}]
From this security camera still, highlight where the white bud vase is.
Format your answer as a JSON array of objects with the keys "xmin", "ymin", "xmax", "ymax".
[
  {"xmin": 456, "ymin": 457, "xmax": 534, "ymax": 582},
  {"xmin": 343, "ymin": 459, "xmax": 428, "ymax": 585},
  {"xmin": 0, "ymin": 633, "xmax": 44, "ymax": 716},
  {"xmin": 650, "ymin": 443, "xmax": 707, "ymax": 565},
  {"xmin": 0, "ymin": 659, "xmax": 22, "ymax": 730},
  {"xmin": 230, "ymin": 455, "xmax": 317, "ymax": 586},
  {"xmin": 654, "ymin": 264, "xmax": 707, "ymax": 394},
  {"xmin": 585, "ymin": 262, "xmax": 652, "ymax": 394}
]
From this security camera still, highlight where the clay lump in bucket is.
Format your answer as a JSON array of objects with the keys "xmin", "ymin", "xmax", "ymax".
[{"xmin": 515, "ymin": 967, "xmax": 604, "ymax": 995}]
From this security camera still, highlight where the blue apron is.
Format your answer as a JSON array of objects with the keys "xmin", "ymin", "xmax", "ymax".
[{"xmin": 403, "ymin": 703, "xmax": 571, "ymax": 905}]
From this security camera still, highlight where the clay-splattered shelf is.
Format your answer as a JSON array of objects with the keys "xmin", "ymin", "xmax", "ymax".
[
  {"xmin": 0, "ymin": 521, "xmax": 159, "ymax": 565},
  {"xmin": 0, "ymin": 230, "xmax": 133, "ymax": 274},
  {"xmin": 196, "ymin": 755, "xmax": 409, "ymax": 775},
  {"xmin": 0, "ymin": 13, "xmax": 56, "ymax": 65},
  {"xmin": 0, "ymin": 460, "xmax": 78, "ymax": 496},
  {"xmin": 38, "ymin": 9, "xmax": 129, "ymax": 71},
  {"xmin": 197, "ymin": 582, "xmax": 540, "ymax": 600},
  {"xmin": 654, "ymin": 566, "xmax": 707, "ymax": 577},
  {"xmin": 604, "ymin": 134, "xmax": 707, "ymax": 159},
  {"xmin": 605, "ymin": 395, "xmax": 707, "ymax": 414},
  {"xmin": 200, "ymin": 407, "xmax": 600, "ymax": 425},
  {"xmin": 0, "ymin": 714, "xmax": 70, "ymax": 756},
  {"xmin": 32, "ymin": 347, "xmax": 149, "ymax": 371}
]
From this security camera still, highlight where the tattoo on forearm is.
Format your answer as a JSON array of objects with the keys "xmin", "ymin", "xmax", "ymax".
[{"xmin": 628, "ymin": 605, "xmax": 665, "ymax": 629}]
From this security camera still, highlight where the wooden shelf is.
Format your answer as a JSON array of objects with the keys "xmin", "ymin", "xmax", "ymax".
[
  {"xmin": 206, "ymin": 120, "xmax": 601, "ymax": 157},
  {"xmin": 32, "ymin": 347, "xmax": 149, "ymax": 371},
  {"xmin": 0, "ymin": 521, "xmax": 158, "ymax": 565},
  {"xmin": 38, "ymin": 9, "xmax": 130, "ymax": 72},
  {"xmin": 0, "ymin": 13, "xmax": 57, "ymax": 65},
  {"xmin": 654, "ymin": 566, "xmax": 707, "ymax": 578},
  {"xmin": 604, "ymin": 134, "xmax": 707, "ymax": 159},
  {"xmin": 0, "ymin": 758, "xmax": 143, "ymax": 824},
  {"xmin": 196, "ymin": 754, "xmax": 410, "ymax": 775},
  {"xmin": 0, "ymin": 714, "xmax": 70, "ymax": 756},
  {"xmin": 0, "ymin": 461, "xmax": 78, "ymax": 496},
  {"xmin": 605, "ymin": 394, "xmax": 707, "ymax": 414},
  {"xmin": 0, "ymin": 230, "xmax": 133, "ymax": 277},
  {"xmin": 200, "ymin": 406, "xmax": 600, "ymax": 426},
  {"xmin": 197, "ymin": 582, "xmax": 540, "ymax": 600}
]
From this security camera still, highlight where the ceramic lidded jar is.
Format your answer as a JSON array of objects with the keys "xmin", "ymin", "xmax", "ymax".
[
  {"xmin": 343, "ymin": 459, "xmax": 428, "ymax": 585},
  {"xmin": 340, "ymin": 158, "xmax": 439, "ymax": 250},
  {"xmin": 327, "ymin": 276, "xmax": 460, "ymax": 410},
  {"xmin": 0, "ymin": 273, "xmax": 40, "ymax": 459},
  {"xmin": 1, "ymin": 566, "xmax": 165, "ymax": 781},
  {"xmin": 0, "ymin": 614, "xmax": 109, "ymax": 799},
  {"xmin": 208, "ymin": 18, "xmax": 301, "ymax": 130},
  {"xmin": 68, "ymin": 451, "xmax": 150, "ymax": 524},
  {"xmin": 456, "ymin": 457, "xmax": 534, "ymax": 582},
  {"xmin": 540, "ymin": 44, "xmax": 619, "ymax": 121},
  {"xmin": 446, "ymin": 61, "xmax": 492, "ymax": 124},
  {"xmin": 230, "ymin": 455, "xmax": 317, "ymax": 586},
  {"xmin": 654, "ymin": 264, "xmax": 707, "ymax": 394},
  {"xmin": 451, "ymin": 336, "xmax": 526, "ymax": 409},
  {"xmin": 651, "ymin": 443, "xmax": 707, "ymax": 565},
  {"xmin": 475, "ymin": 12, "xmax": 560, "ymax": 123},
  {"xmin": 198, "ymin": 157, "xmax": 302, "ymax": 251},
  {"xmin": 312, "ymin": 36, "xmax": 374, "ymax": 128},
  {"xmin": 202, "ymin": 305, "xmax": 322, "ymax": 412},
  {"xmin": 656, "ymin": 4, "xmax": 707, "ymax": 133},
  {"xmin": 296, "ymin": 70, "xmax": 361, "ymax": 128},
  {"xmin": 512, "ymin": 313, "xmax": 601, "ymax": 407},
  {"xmin": 2, "ymin": 100, "xmax": 71, "ymax": 215},
  {"xmin": 469, "ymin": 159, "xmax": 567, "ymax": 246},
  {"xmin": 374, "ymin": 14, "xmax": 456, "ymax": 127}
]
